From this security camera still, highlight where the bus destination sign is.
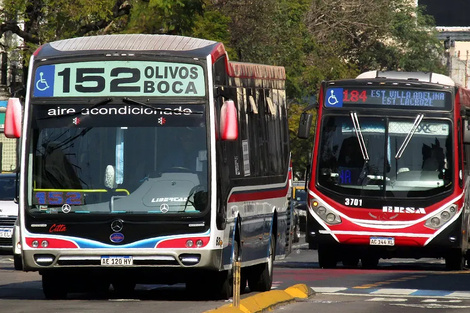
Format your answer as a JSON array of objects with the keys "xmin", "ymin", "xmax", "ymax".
[
  {"xmin": 325, "ymin": 87, "xmax": 449, "ymax": 109},
  {"xmin": 33, "ymin": 61, "xmax": 206, "ymax": 97}
]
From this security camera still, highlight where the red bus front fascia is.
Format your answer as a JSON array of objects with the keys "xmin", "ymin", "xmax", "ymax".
[
  {"xmin": 308, "ymin": 189, "xmax": 464, "ymax": 247},
  {"xmin": 307, "ymin": 83, "xmax": 466, "ymax": 248}
]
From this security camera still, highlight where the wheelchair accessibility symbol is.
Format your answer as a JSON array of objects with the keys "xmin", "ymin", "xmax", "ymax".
[
  {"xmin": 326, "ymin": 88, "xmax": 343, "ymax": 107},
  {"xmin": 33, "ymin": 65, "xmax": 55, "ymax": 97},
  {"xmin": 36, "ymin": 72, "xmax": 50, "ymax": 91}
]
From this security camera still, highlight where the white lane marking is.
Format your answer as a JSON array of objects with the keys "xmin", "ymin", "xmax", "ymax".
[
  {"xmin": 371, "ymin": 288, "xmax": 418, "ymax": 295},
  {"xmin": 312, "ymin": 287, "xmax": 348, "ymax": 293},
  {"xmin": 367, "ymin": 297, "xmax": 408, "ymax": 302}
]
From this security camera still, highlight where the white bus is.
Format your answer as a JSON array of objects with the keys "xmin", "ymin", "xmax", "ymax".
[{"xmin": 6, "ymin": 34, "xmax": 291, "ymax": 299}]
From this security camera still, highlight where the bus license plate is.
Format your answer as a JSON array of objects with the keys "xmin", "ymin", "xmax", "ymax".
[
  {"xmin": 0, "ymin": 228, "xmax": 12, "ymax": 238},
  {"xmin": 101, "ymin": 256, "xmax": 133, "ymax": 266},
  {"xmin": 370, "ymin": 237, "xmax": 394, "ymax": 246}
]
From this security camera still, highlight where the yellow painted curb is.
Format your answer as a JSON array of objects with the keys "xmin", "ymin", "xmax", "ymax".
[{"xmin": 204, "ymin": 284, "xmax": 312, "ymax": 313}]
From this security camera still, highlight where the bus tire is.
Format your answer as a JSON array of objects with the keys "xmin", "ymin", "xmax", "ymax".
[
  {"xmin": 318, "ymin": 245, "xmax": 337, "ymax": 268},
  {"xmin": 361, "ymin": 255, "xmax": 379, "ymax": 269},
  {"xmin": 445, "ymin": 249, "xmax": 464, "ymax": 270},
  {"xmin": 214, "ymin": 239, "xmax": 241, "ymax": 299},
  {"xmin": 112, "ymin": 281, "xmax": 136, "ymax": 298},
  {"xmin": 13, "ymin": 254, "xmax": 22, "ymax": 271},
  {"xmin": 248, "ymin": 235, "xmax": 274, "ymax": 292},
  {"xmin": 42, "ymin": 272, "xmax": 67, "ymax": 299},
  {"xmin": 342, "ymin": 255, "xmax": 360, "ymax": 268},
  {"xmin": 218, "ymin": 270, "xmax": 233, "ymax": 299}
]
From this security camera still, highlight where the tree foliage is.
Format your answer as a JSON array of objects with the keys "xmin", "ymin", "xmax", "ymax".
[{"xmin": 0, "ymin": 0, "xmax": 446, "ymax": 177}]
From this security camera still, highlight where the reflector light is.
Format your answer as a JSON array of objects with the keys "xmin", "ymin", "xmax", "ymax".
[
  {"xmin": 156, "ymin": 236, "xmax": 209, "ymax": 248},
  {"xmin": 26, "ymin": 237, "xmax": 78, "ymax": 248}
]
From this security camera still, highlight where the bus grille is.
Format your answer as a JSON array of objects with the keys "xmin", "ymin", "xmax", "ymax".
[
  {"xmin": 0, "ymin": 217, "xmax": 16, "ymax": 226},
  {"xmin": 0, "ymin": 237, "xmax": 12, "ymax": 247},
  {"xmin": 0, "ymin": 217, "xmax": 15, "ymax": 248}
]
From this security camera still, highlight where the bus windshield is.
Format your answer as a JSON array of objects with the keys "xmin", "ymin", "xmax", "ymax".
[
  {"xmin": 30, "ymin": 102, "xmax": 208, "ymax": 215},
  {"xmin": 317, "ymin": 115, "xmax": 453, "ymax": 197}
]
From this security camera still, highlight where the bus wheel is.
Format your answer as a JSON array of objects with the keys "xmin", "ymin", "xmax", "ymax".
[
  {"xmin": 217, "ymin": 270, "xmax": 233, "ymax": 299},
  {"xmin": 90, "ymin": 281, "xmax": 110, "ymax": 299},
  {"xmin": 318, "ymin": 245, "xmax": 337, "ymax": 268},
  {"xmin": 192, "ymin": 241, "xmax": 239, "ymax": 300},
  {"xmin": 248, "ymin": 235, "xmax": 275, "ymax": 292},
  {"xmin": 112, "ymin": 281, "xmax": 136, "ymax": 298},
  {"xmin": 342, "ymin": 255, "xmax": 360, "ymax": 268},
  {"xmin": 445, "ymin": 249, "xmax": 464, "ymax": 270},
  {"xmin": 214, "ymin": 239, "xmax": 240, "ymax": 299},
  {"xmin": 361, "ymin": 256, "xmax": 379, "ymax": 269},
  {"xmin": 42, "ymin": 272, "xmax": 67, "ymax": 299},
  {"xmin": 13, "ymin": 254, "xmax": 22, "ymax": 271}
]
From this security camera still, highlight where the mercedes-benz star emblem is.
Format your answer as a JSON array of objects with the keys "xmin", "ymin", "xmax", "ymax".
[
  {"xmin": 160, "ymin": 203, "xmax": 169, "ymax": 213},
  {"xmin": 111, "ymin": 219, "xmax": 124, "ymax": 232},
  {"xmin": 61, "ymin": 204, "xmax": 71, "ymax": 214}
]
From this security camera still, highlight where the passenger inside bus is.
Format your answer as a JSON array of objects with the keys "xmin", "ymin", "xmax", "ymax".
[
  {"xmin": 421, "ymin": 140, "xmax": 445, "ymax": 180},
  {"xmin": 336, "ymin": 137, "xmax": 366, "ymax": 185},
  {"xmin": 40, "ymin": 141, "xmax": 82, "ymax": 189},
  {"xmin": 338, "ymin": 136, "xmax": 364, "ymax": 168},
  {"xmin": 160, "ymin": 128, "xmax": 206, "ymax": 173},
  {"xmin": 422, "ymin": 140, "xmax": 445, "ymax": 172}
]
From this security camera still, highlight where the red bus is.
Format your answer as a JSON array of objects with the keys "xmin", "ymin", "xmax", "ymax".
[{"xmin": 298, "ymin": 71, "xmax": 470, "ymax": 269}]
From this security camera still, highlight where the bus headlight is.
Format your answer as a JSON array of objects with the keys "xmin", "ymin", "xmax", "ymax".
[
  {"xmin": 311, "ymin": 199, "xmax": 341, "ymax": 225},
  {"xmin": 425, "ymin": 205, "xmax": 457, "ymax": 229}
]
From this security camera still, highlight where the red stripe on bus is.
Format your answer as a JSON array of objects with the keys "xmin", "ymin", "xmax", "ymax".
[{"xmin": 228, "ymin": 184, "xmax": 289, "ymax": 203}]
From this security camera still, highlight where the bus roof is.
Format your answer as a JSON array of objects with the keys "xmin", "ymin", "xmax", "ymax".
[
  {"xmin": 357, "ymin": 70, "xmax": 455, "ymax": 86},
  {"xmin": 35, "ymin": 34, "xmax": 219, "ymax": 56},
  {"xmin": 33, "ymin": 34, "xmax": 285, "ymax": 81}
]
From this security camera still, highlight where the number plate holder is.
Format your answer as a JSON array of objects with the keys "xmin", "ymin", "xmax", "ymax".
[
  {"xmin": 101, "ymin": 256, "xmax": 133, "ymax": 266},
  {"xmin": 370, "ymin": 237, "xmax": 394, "ymax": 246}
]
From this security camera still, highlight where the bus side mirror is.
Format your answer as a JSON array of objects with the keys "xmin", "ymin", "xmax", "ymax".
[
  {"xmin": 5, "ymin": 98, "xmax": 22, "ymax": 138},
  {"xmin": 220, "ymin": 100, "xmax": 238, "ymax": 140},
  {"xmin": 297, "ymin": 112, "xmax": 313, "ymax": 139}
]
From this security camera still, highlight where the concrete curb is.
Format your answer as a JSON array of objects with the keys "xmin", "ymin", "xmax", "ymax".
[{"xmin": 203, "ymin": 284, "xmax": 313, "ymax": 313}]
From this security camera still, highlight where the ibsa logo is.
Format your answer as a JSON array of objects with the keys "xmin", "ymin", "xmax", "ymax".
[
  {"xmin": 110, "ymin": 233, "xmax": 125, "ymax": 243},
  {"xmin": 382, "ymin": 206, "xmax": 426, "ymax": 214}
]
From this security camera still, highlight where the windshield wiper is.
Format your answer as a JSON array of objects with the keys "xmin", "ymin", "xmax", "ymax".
[
  {"xmin": 395, "ymin": 113, "xmax": 424, "ymax": 160},
  {"xmin": 349, "ymin": 112, "xmax": 369, "ymax": 161},
  {"xmin": 123, "ymin": 97, "xmax": 203, "ymax": 114}
]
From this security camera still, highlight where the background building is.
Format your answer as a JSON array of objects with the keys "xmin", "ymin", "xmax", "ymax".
[{"xmin": 420, "ymin": 0, "xmax": 470, "ymax": 87}]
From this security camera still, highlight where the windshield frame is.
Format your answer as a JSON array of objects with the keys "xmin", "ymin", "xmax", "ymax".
[
  {"xmin": 315, "ymin": 112, "xmax": 454, "ymax": 200},
  {"xmin": 25, "ymin": 96, "xmax": 211, "ymax": 219}
]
